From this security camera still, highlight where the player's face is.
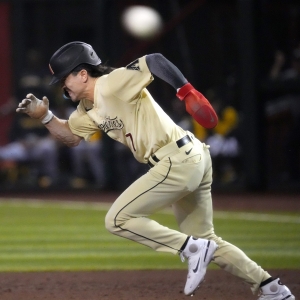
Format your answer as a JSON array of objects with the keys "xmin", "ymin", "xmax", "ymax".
[{"xmin": 61, "ymin": 71, "xmax": 87, "ymax": 102}]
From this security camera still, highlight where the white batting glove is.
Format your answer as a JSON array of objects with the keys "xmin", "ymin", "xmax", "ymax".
[{"xmin": 16, "ymin": 93, "xmax": 54, "ymax": 124}]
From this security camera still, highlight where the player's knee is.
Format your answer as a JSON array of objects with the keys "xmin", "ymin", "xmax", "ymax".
[
  {"xmin": 104, "ymin": 211, "xmax": 116, "ymax": 233},
  {"xmin": 105, "ymin": 211, "xmax": 124, "ymax": 234},
  {"xmin": 105, "ymin": 208, "xmax": 130, "ymax": 235}
]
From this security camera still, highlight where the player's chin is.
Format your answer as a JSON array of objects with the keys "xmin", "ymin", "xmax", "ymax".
[
  {"xmin": 67, "ymin": 91, "xmax": 77, "ymax": 102},
  {"xmin": 72, "ymin": 97, "xmax": 81, "ymax": 103}
]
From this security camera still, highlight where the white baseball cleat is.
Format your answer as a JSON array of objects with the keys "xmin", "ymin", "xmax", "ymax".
[
  {"xmin": 258, "ymin": 278, "xmax": 295, "ymax": 300},
  {"xmin": 180, "ymin": 237, "xmax": 218, "ymax": 296}
]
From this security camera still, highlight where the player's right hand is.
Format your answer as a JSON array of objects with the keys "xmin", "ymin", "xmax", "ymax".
[
  {"xmin": 16, "ymin": 93, "xmax": 49, "ymax": 121},
  {"xmin": 176, "ymin": 83, "xmax": 218, "ymax": 129}
]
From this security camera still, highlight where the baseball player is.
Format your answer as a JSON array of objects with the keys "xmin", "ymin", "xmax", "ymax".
[{"xmin": 16, "ymin": 42, "xmax": 294, "ymax": 299}]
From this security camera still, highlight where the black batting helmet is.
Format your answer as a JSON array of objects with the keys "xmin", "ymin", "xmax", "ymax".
[{"xmin": 48, "ymin": 41, "xmax": 101, "ymax": 85}]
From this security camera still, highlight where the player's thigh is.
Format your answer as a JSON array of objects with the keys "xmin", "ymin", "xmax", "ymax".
[
  {"xmin": 107, "ymin": 164, "xmax": 191, "ymax": 221},
  {"xmin": 172, "ymin": 157, "xmax": 214, "ymax": 236}
]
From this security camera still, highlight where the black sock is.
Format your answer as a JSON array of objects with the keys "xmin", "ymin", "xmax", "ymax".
[
  {"xmin": 180, "ymin": 236, "xmax": 190, "ymax": 252},
  {"xmin": 260, "ymin": 277, "xmax": 275, "ymax": 287}
]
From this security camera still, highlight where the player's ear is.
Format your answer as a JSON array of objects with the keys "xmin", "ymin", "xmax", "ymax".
[{"xmin": 80, "ymin": 69, "xmax": 88, "ymax": 83}]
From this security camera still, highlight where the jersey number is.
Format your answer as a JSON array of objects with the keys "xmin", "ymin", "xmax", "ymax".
[{"xmin": 125, "ymin": 133, "xmax": 136, "ymax": 151}]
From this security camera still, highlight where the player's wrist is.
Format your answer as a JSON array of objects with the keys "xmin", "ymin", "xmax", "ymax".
[
  {"xmin": 41, "ymin": 110, "xmax": 54, "ymax": 125},
  {"xmin": 176, "ymin": 83, "xmax": 194, "ymax": 101}
]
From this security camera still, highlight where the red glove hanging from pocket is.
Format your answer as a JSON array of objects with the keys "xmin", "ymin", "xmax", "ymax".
[{"xmin": 176, "ymin": 83, "xmax": 218, "ymax": 129}]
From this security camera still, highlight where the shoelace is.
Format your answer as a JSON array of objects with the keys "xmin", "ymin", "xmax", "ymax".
[
  {"xmin": 257, "ymin": 289, "xmax": 273, "ymax": 299},
  {"xmin": 257, "ymin": 290, "xmax": 262, "ymax": 297},
  {"xmin": 180, "ymin": 252, "xmax": 186, "ymax": 263}
]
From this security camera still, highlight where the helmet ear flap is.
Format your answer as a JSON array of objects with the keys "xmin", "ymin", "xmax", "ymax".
[
  {"xmin": 49, "ymin": 41, "xmax": 101, "ymax": 85},
  {"xmin": 63, "ymin": 89, "xmax": 71, "ymax": 100}
]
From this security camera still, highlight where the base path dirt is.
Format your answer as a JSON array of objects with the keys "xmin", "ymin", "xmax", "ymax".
[{"xmin": 0, "ymin": 269, "xmax": 299, "ymax": 300}]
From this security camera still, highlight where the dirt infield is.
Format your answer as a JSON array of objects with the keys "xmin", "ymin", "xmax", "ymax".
[
  {"xmin": 0, "ymin": 191, "xmax": 299, "ymax": 300},
  {"xmin": 3, "ymin": 190, "xmax": 300, "ymax": 212},
  {"xmin": 0, "ymin": 269, "xmax": 299, "ymax": 300},
  {"xmin": 0, "ymin": 270, "xmax": 300, "ymax": 300}
]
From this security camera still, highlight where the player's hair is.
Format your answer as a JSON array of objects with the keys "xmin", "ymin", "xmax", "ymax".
[{"xmin": 71, "ymin": 63, "xmax": 115, "ymax": 78}]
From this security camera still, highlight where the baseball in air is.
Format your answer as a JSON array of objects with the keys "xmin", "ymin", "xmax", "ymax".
[{"xmin": 121, "ymin": 5, "xmax": 163, "ymax": 40}]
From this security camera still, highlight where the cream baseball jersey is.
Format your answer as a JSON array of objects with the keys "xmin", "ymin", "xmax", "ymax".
[{"xmin": 68, "ymin": 56, "xmax": 186, "ymax": 163}]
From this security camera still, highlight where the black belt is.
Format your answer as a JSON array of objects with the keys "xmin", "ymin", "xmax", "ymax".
[
  {"xmin": 176, "ymin": 135, "xmax": 192, "ymax": 148},
  {"xmin": 148, "ymin": 135, "xmax": 192, "ymax": 168}
]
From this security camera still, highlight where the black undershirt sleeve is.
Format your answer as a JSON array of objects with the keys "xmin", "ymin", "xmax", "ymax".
[{"xmin": 145, "ymin": 53, "xmax": 188, "ymax": 90}]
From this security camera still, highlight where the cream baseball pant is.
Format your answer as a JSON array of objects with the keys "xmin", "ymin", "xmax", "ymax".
[{"xmin": 105, "ymin": 133, "xmax": 270, "ymax": 294}]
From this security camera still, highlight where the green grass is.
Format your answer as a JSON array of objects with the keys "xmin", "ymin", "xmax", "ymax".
[{"xmin": 0, "ymin": 199, "xmax": 299, "ymax": 272}]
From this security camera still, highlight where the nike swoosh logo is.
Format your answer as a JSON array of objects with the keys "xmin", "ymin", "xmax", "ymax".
[
  {"xmin": 193, "ymin": 241, "xmax": 211, "ymax": 273},
  {"xmin": 192, "ymin": 257, "xmax": 201, "ymax": 273},
  {"xmin": 204, "ymin": 241, "xmax": 211, "ymax": 262},
  {"xmin": 185, "ymin": 148, "xmax": 193, "ymax": 155}
]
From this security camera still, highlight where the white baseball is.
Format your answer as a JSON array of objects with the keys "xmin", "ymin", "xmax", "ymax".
[{"xmin": 121, "ymin": 5, "xmax": 163, "ymax": 39}]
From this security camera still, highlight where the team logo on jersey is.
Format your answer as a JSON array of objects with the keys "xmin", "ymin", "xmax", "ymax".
[
  {"xmin": 126, "ymin": 59, "xmax": 140, "ymax": 71},
  {"xmin": 98, "ymin": 116, "xmax": 124, "ymax": 133}
]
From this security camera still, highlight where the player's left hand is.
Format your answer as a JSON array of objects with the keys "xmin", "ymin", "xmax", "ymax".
[{"xmin": 176, "ymin": 83, "xmax": 218, "ymax": 129}]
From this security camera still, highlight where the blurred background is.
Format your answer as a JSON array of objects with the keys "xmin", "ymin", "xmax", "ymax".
[{"xmin": 0, "ymin": 0, "xmax": 300, "ymax": 193}]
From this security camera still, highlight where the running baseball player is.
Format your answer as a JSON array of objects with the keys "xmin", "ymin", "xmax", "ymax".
[{"xmin": 16, "ymin": 42, "xmax": 294, "ymax": 299}]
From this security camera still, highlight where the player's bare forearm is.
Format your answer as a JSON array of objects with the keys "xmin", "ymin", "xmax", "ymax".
[{"xmin": 45, "ymin": 116, "xmax": 82, "ymax": 147}]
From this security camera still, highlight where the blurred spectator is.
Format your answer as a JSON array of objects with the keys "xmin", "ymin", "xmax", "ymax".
[
  {"xmin": 0, "ymin": 49, "xmax": 60, "ymax": 188},
  {"xmin": 193, "ymin": 89, "xmax": 241, "ymax": 185},
  {"xmin": 0, "ymin": 133, "xmax": 58, "ymax": 188},
  {"xmin": 269, "ymin": 50, "xmax": 286, "ymax": 80},
  {"xmin": 265, "ymin": 45, "xmax": 300, "ymax": 183},
  {"xmin": 113, "ymin": 141, "xmax": 148, "ymax": 191},
  {"xmin": 269, "ymin": 46, "xmax": 300, "ymax": 81},
  {"xmin": 69, "ymin": 131, "xmax": 106, "ymax": 189},
  {"xmin": 56, "ymin": 103, "xmax": 106, "ymax": 190}
]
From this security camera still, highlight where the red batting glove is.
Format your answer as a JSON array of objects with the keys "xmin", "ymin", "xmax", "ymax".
[{"xmin": 176, "ymin": 83, "xmax": 218, "ymax": 128}]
